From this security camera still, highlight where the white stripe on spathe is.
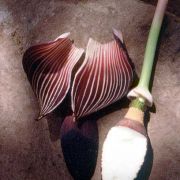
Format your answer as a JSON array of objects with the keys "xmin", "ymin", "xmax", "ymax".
[
  {"xmin": 45, "ymin": 47, "xmax": 83, "ymax": 114},
  {"xmin": 42, "ymin": 47, "xmax": 84, "ymax": 115},
  {"xmin": 42, "ymin": 45, "xmax": 75, "ymax": 112}
]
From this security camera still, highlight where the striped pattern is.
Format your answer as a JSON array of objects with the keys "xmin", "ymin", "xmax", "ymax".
[
  {"xmin": 22, "ymin": 33, "xmax": 84, "ymax": 118},
  {"xmin": 71, "ymin": 30, "xmax": 134, "ymax": 120}
]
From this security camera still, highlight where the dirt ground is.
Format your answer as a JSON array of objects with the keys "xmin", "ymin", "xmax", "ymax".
[
  {"xmin": 0, "ymin": 0, "xmax": 180, "ymax": 180},
  {"xmin": 141, "ymin": 0, "xmax": 180, "ymax": 17}
]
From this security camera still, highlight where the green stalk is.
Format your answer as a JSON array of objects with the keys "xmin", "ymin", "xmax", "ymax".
[
  {"xmin": 130, "ymin": 0, "xmax": 168, "ymax": 110},
  {"xmin": 138, "ymin": 0, "xmax": 168, "ymax": 90}
]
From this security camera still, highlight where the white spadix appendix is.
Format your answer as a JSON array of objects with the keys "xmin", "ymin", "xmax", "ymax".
[
  {"xmin": 22, "ymin": 30, "xmax": 134, "ymax": 179},
  {"xmin": 101, "ymin": 0, "xmax": 168, "ymax": 180}
]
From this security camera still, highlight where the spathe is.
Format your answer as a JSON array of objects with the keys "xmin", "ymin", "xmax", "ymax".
[
  {"xmin": 22, "ymin": 33, "xmax": 84, "ymax": 119},
  {"xmin": 71, "ymin": 29, "xmax": 134, "ymax": 120},
  {"xmin": 60, "ymin": 116, "xmax": 98, "ymax": 180},
  {"xmin": 23, "ymin": 30, "xmax": 134, "ymax": 121}
]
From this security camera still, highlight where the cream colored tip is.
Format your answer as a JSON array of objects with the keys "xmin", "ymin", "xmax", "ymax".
[
  {"xmin": 112, "ymin": 28, "xmax": 124, "ymax": 43},
  {"xmin": 127, "ymin": 86, "xmax": 153, "ymax": 107},
  {"xmin": 55, "ymin": 32, "xmax": 70, "ymax": 40}
]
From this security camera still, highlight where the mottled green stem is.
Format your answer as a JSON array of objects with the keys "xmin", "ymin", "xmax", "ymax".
[{"xmin": 138, "ymin": 0, "xmax": 168, "ymax": 90}]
